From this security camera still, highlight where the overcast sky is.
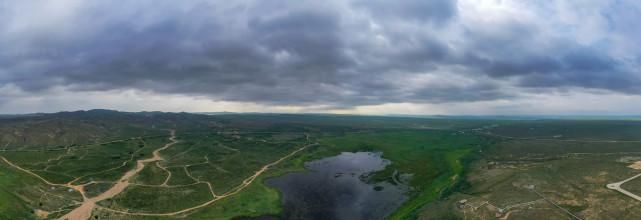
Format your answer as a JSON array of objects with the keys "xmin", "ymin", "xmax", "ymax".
[{"xmin": 1, "ymin": 0, "xmax": 640, "ymax": 115}]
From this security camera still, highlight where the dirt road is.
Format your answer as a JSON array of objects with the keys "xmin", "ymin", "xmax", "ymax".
[
  {"xmin": 607, "ymin": 172, "xmax": 641, "ymax": 202},
  {"xmin": 58, "ymin": 130, "xmax": 178, "ymax": 220},
  {"xmin": 2, "ymin": 131, "xmax": 313, "ymax": 219},
  {"xmin": 97, "ymin": 143, "xmax": 316, "ymax": 216}
]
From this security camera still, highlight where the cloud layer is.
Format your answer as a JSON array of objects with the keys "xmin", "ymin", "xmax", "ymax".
[{"xmin": 1, "ymin": 0, "xmax": 640, "ymax": 113}]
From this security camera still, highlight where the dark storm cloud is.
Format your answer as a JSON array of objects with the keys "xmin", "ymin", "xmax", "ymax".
[
  {"xmin": 1, "ymin": 0, "xmax": 641, "ymax": 108},
  {"xmin": 517, "ymin": 47, "xmax": 640, "ymax": 92},
  {"xmin": 352, "ymin": 0, "xmax": 458, "ymax": 25},
  {"xmin": 410, "ymin": 82, "xmax": 510, "ymax": 103},
  {"xmin": 453, "ymin": 16, "xmax": 641, "ymax": 94},
  {"xmin": 0, "ymin": 1, "xmax": 355, "ymax": 105},
  {"xmin": 465, "ymin": 40, "xmax": 641, "ymax": 93}
]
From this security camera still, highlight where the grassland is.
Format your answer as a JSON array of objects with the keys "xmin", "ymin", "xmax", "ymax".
[
  {"xmin": 420, "ymin": 154, "xmax": 641, "ymax": 219},
  {"xmin": 315, "ymin": 130, "xmax": 490, "ymax": 219},
  {"xmin": 84, "ymin": 130, "xmax": 311, "ymax": 219},
  {"xmin": 4, "ymin": 111, "xmax": 641, "ymax": 220},
  {"xmin": 99, "ymin": 183, "xmax": 215, "ymax": 213},
  {"xmin": 419, "ymin": 121, "xmax": 641, "ymax": 220},
  {"xmin": 0, "ymin": 162, "xmax": 34, "ymax": 219},
  {"xmin": 0, "ymin": 155, "xmax": 83, "ymax": 220}
]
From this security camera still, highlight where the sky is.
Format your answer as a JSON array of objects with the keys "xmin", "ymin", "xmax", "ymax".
[{"xmin": 1, "ymin": 0, "xmax": 641, "ymax": 115}]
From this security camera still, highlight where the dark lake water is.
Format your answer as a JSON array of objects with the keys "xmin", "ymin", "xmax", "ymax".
[{"xmin": 262, "ymin": 152, "xmax": 408, "ymax": 220}]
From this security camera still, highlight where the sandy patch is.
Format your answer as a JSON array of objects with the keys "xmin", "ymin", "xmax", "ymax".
[
  {"xmin": 35, "ymin": 209, "xmax": 50, "ymax": 219},
  {"xmin": 628, "ymin": 161, "xmax": 641, "ymax": 170}
]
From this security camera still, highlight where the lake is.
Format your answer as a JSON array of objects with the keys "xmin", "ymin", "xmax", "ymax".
[{"xmin": 263, "ymin": 152, "xmax": 408, "ymax": 220}]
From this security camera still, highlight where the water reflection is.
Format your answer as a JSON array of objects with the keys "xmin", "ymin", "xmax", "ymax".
[{"xmin": 265, "ymin": 152, "xmax": 408, "ymax": 220}]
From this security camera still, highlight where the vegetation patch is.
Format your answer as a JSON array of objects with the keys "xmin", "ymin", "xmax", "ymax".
[
  {"xmin": 98, "ymin": 183, "xmax": 214, "ymax": 213},
  {"xmin": 317, "ymin": 130, "xmax": 489, "ymax": 219}
]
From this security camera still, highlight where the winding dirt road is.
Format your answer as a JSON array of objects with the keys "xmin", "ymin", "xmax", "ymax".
[
  {"xmin": 58, "ymin": 130, "xmax": 178, "ymax": 220},
  {"xmin": 97, "ymin": 142, "xmax": 315, "ymax": 217},
  {"xmin": 1, "ymin": 131, "xmax": 313, "ymax": 219}
]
